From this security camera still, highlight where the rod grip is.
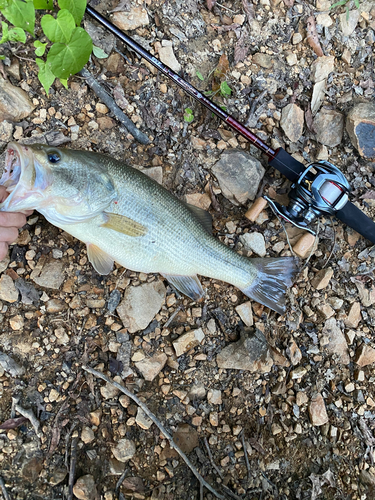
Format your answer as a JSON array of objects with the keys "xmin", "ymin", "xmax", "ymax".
[
  {"xmin": 268, "ymin": 148, "xmax": 305, "ymax": 182},
  {"xmin": 336, "ymin": 201, "xmax": 375, "ymax": 244}
]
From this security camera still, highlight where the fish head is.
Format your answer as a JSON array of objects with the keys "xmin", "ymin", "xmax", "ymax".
[{"xmin": 0, "ymin": 143, "xmax": 117, "ymax": 221}]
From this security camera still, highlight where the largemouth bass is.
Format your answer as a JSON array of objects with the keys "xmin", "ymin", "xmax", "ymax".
[{"xmin": 0, "ymin": 143, "xmax": 297, "ymax": 314}]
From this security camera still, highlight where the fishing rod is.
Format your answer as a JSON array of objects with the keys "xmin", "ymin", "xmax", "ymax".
[{"xmin": 86, "ymin": 5, "xmax": 375, "ymax": 245}]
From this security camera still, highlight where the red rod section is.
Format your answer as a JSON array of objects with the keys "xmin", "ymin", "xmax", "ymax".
[{"xmin": 86, "ymin": 5, "xmax": 276, "ymax": 160}]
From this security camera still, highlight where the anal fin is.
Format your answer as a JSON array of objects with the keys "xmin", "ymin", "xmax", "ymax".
[
  {"xmin": 162, "ymin": 273, "xmax": 205, "ymax": 301},
  {"xmin": 102, "ymin": 212, "xmax": 147, "ymax": 237},
  {"xmin": 87, "ymin": 243, "xmax": 114, "ymax": 275}
]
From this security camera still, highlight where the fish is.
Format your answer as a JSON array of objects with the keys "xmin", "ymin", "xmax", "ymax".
[{"xmin": 0, "ymin": 142, "xmax": 297, "ymax": 314}]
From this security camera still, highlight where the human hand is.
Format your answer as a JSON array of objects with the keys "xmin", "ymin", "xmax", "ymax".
[{"xmin": 0, "ymin": 186, "xmax": 33, "ymax": 261}]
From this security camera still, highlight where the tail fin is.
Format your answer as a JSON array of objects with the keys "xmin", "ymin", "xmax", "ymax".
[{"xmin": 241, "ymin": 257, "xmax": 298, "ymax": 315}]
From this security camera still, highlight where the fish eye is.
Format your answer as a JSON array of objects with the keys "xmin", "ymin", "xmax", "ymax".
[{"xmin": 47, "ymin": 151, "xmax": 61, "ymax": 164}]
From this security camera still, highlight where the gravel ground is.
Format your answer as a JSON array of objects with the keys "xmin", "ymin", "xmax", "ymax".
[{"xmin": 0, "ymin": 0, "xmax": 375, "ymax": 499}]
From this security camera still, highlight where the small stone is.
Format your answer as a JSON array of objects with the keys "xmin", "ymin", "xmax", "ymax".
[
  {"xmin": 342, "ymin": 48, "xmax": 351, "ymax": 65},
  {"xmin": 173, "ymin": 328, "xmax": 205, "ymax": 357},
  {"xmin": 314, "ymin": 109, "xmax": 344, "ymax": 147},
  {"xmin": 292, "ymin": 232, "xmax": 316, "ymax": 258},
  {"xmin": 339, "ymin": 9, "xmax": 360, "ymax": 36},
  {"xmin": 90, "ymin": 410, "xmax": 102, "ymax": 426},
  {"xmin": 0, "ymin": 76, "xmax": 35, "ymax": 122},
  {"xmin": 252, "ymin": 53, "xmax": 274, "ymax": 69},
  {"xmin": 31, "ymin": 259, "xmax": 65, "ymax": 289},
  {"xmin": 49, "ymin": 388, "xmax": 59, "ymax": 402},
  {"xmin": 316, "ymin": 13, "xmax": 333, "ymax": 27},
  {"xmin": 286, "ymin": 53, "xmax": 297, "ymax": 66},
  {"xmin": 158, "ymin": 45, "xmax": 181, "ymax": 73},
  {"xmin": 159, "ymin": 83, "xmax": 167, "ymax": 93},
  {"xmin": 210, "ymin": 412, "xmax": 219, "ymax": 426},
  {"xmin": 344, "ymin": 382, "xmax": 355, "ymax": 393},
  {"xmin": 112, "ymin": 439, "xmax": 136, "ymax": 462},
  {"xmin": 0, "ymin": 120, "xmax": 13, "ymax": 145},
  {"xmin": 217, "ymin": 329, "xmax": 273, "ymax": 373},
  {"xmin": 296, "ymin": 391, "xmax": 308, "ymax": 406},
  {"xmin": 46, "ymin": 299, "xmax": 67, "ymax": 313},
  {"xmin": 311, "ymin": 268, "xmax": 334, "ymax": 290},
  {"xmin": 316, "ymin": 303, "xmax": 335, "ymax": 319},
  {"xmin": 344, "ymin": 302, "xmax": 361, "ymax": 328},
  {"xmin": 309, "ymin": 393, "xmax": 329, "ymax": 426},
  {"xmin": 280, "ymin": 103, "xmax": 304, "ymax": 143},
  {"xmin": 311, "ymin": 56, "xmax": 335, "ymax": 84},
  {"xmin": 245, "ymin": 197, "xmax": 268, "ymax": 221},
  {"xmin": 81, "ymin": 427, "xmax": 95, "ymax": 444},
  {"xmin": 346, "ymin": 103, "xmax": 375, "ymax": 158},
  {"xmin": 184, "ymin": 192, "xmax": 211, "ymax": 211},
  {"xmin": 9, "ymin": 315, "xmax": 24, "ymax": 330},
  {"xmin": 86, "ymin": 299, "xmax": 105, "ymax": 309},
  {"xmin": 235, "ymin": 301, "xmax": 253, "ymax": 327},
  {"xmin": 233, "ymin": 14, "xmax": 245, "ymax": 24},
  {"xmin": 73, "ymin": 475, "xmax": 98, "ymax": 500},
  {"xmin": 355, "ymin": 344, "xmax": 375, "ymax": 367},
  {"xmin": 291, "ymin": 366, "xmax": 307, "ymax": 379},
  {"xmin": 212, "ymin": 150, "xmax": 265, "ymax": 206},
  {"xmin": 271, "ymin": 423, "xmax": 282, "ymax": 435},
  {"xmin": 117, "ymin": 281, "xmax": 166, "ymax": 333},
  {"xmin": 96, "ymin": 103, "xmax": 108, "ymax": 114},
  {"xmin": 207, "ymin": 389, "xmax": 222, "ymax": 405},
  {"xmin": 0, "ymin": 274, "xmax": 18, "ymax": 303},
  {"xmin": 286, "ymin": 340, "xmax": 302, "ymax": 366},
  {"xmin": 112, "ymin": 7, "xmax": 149, "ymax": 31},
  {"xmin": 321, "ymin": 318, "xmax": 350, "ymax": 364},
  {"xmin": 97, "ymin": 117, "xmax": 116, "ymax": 130},
  {"xmin": 100, "ymin": 382, "xmax": 120, "ymax": 400},
  {"xmin": 239, "ymin": 232, "xmax": 266, "ymax": 257},
  {"xmin": 173, "ymin": 424, "xmax": 199, "ymax": 453},
  {"xmin": 135, "ymin": 408, "xmax": 153, "ymax": 429},
  {"xmin": 135, "ymin": 352, "xmax": 167, "ymax": 381}
]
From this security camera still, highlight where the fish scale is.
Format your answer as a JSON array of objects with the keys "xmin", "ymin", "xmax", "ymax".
[{"xmin": 0, "ymin": 143, "xmax": 297, "ymax": 314}]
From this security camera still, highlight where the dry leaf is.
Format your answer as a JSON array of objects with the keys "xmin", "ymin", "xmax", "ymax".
[
  {"xmin": 214, "ymin": 54, "xmax": 229, "ymax": 80},
  {"xmin": 360, "ymin": 190, "xmax": 375, "ymax": 200},
  {"xmin": 234, "ymin": 29, "xmax": 249, "ymax": 64},
  {"xmin": 311, "ymin": 79, "xmax": 326, "ymax": 115},
  {"xmin": 306, "ymin": 16, "xmax": 324, "ymax": 57},
  {"xmin": 242, "ymin": 0, "xmax": 255, "ymax": 23},
  {"xmin": 0, "ymin": 416, "xmax": 28, "ymax": 429}
]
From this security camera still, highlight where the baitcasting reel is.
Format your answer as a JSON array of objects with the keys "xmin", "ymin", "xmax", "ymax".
[{"xmin": 265, "ymin": 162, "xmax": 351, "ymax": 235}]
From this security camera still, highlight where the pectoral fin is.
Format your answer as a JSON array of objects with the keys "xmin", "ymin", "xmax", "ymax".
[
  {"xmin": 185, "ymin": 203, "xmax": 213, "ymax": 234},
  {"xmin": 162, "ymin": 273, "xmax": 205, "ymax": 301},
  {"xmin": 102, "ymin": 212, "xmax": 147, "ymax": 237},
  {"xmin": 87, "ymin": 243, "xmax": 114, "ymax": 275}
]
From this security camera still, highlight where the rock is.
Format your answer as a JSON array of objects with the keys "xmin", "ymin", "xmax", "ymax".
[
  {"xmin": 216, "ymin": 329, "xmax": 273, "ymax": 373},
  {"xmin": 117, "ymin": 281, "xmax": 166, "ymax": 333},
  {"xmin": 245, "ymin": 197, "xmax": 268, "ymax": 221},
  {"xmin": 311, "ymin": 268, "xmax": 334, "ymax": 290},
  {"xmin": 135, "ymin": 408, "xmax": 153, "ymax": 429},
  {"xmin": 55, "ymin": 328, "xmax": 70, "ymax": 345},
  {"xmin": 135, "ymin": 352, "xmax": 167, "ymax": 381},
  {"xmin": 292, "ymin": 232, "xmax": 316, "ymax": 258},
  {"xmin": 352, "ymin": 278, "xmax": 375, "ymax": 307},
  {"xmin": 316, "ymin": 303, "xmax": 335, "ymax": 319},
  {"xmin": 100, "ymin": 382, "xmax": 120, "ymax": 400},
  {"xmin": 311, "ymin": 80, "xmax": 327, "ymax": 115},
  {"xmin": 16, "ymin": 229, "xmax": 31, "ymax": 246},
  {"xmin": 86, "ymin": 299, "xmax": 105, "ymax": 309},
  {"xmin": 15, "ymin": 278, "xmax": 39, "ymax": 305},
  {"xmin": 112, "ymin": 7, "xmax": 149, "ymax": 31},
  {"xmin": 81, "ymin": 427, "xmax": 95, "ymax": 444},
  {"xmin": 46, "ymin": 299, "xmax": 67, "ymax": 313},
  {"xmin": 188, "ymin": 383, "xmax": 206, "ymax": 400},
  {"xmin": 309, "ymin": 393, "xmax": 329, "ymax": 426},
  {"xmin": 207, "ymin": 389, "xmax": 222, "ymax": 405},
  {"xmin": 173, "ymin": 328, "xmax": 205, "ymax": 357},
  {"xmin": 97, "ymin": 116, "xmax": 116, "ymax": 130},
  {"xmin": 173, "ymin": 423, "xmax": 199, "ymax": 453},
  {"xmin": 280, "ymin": 103, "xmax": 304, "ymax": 143},
  {"xmin": 9, "ymin": 315, "xmax": 24, "ymax": 330},
  {"xmin": 138, "ymin": 166, "xmax": 163, "ymax": 185},
  {"xmin": 107, "ymin": 289, "xmax": 122, "ymax": 313},
  {"xmin": 0, "ymin": 77, "xmax": 35, "ymax": 122},
  {"xmin": 211, "ymin": 150, "xmax": 265, "ymax": 206},
  {"xmin": 90, "ymin": 410, "xmax": 102, "ymax": 426},
  {"xmin": 0, "ymin": 274, "xmax": 18, "ymax": 303},
  {"xmin": 0, "ymin": 120, "xmax": 13, "ymax": 146},
  {"xmin": 314, "ymin": 109, "xmax": 344, "ymax": 147},
  {"xmin": 235, "ymin": 301, "xmax": 253, "ymax": 327},
  {"xmin": 346, "ymin": 103, "xmax": 375, "ymax": 158},
  {"xmin": 344, "ymin": 302, "xmax": 361, "ymax": 328},
  {"xmin": 0, "ymin": 351, "xmax": 25, "ymax": 376},
  {"xmin": 239, "ymin": 232, "xmax": 266, "ymax": 257},
  {"xmin": 316, "ymin": 13, "xmax": 333, "ymax": 27},
  {"xmin": 31, "ymin": 259, "xmax": 65, "ymax": 289},
  {"xmin": 252, "ymin": 53, "xmax": 274, "ymax": 69},
  {"xmin": 158, "ymin": 44, "xmax": 181, "ymax": 73},
  {"xmin": 355, "ymin": 344, "xmax": 375, "ymax": 367},
  {"xmin": 339, "ymin": 9, "xmax": 360, "ymax": 36},
  {"xmin": 185, "ymin": 192, "xmax": 211, "ymax": 211},
  {"xmin": 310, "ymin": 56, "xmax": 335, "ymax": 83},
  {"xmin": 286, "ymin": 340, "xmax": 302, "ymax": 366},
  {"xmin": 0, "ymin": 254, "xmax": 10, "ymax": 273},
  {"xmin": 112, "ymin": 438, "xmax": 136, "ymax": 462},
  {"xmin": 73, "ymin": 475, "xmax": 98, "ymax": 500},
  {"xmin": 321, "ymin": 318, "xmax": 350, "ymax": 364}
]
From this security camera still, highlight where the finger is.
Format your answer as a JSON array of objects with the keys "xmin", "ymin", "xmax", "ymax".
[
  {"xmin": 0, "ymin": 226, "xmax": 19, "ymax": 244},
  {"xmin": 0, "ymin": 187, "xmax": 8, "ymax": 203},
  {"xmin": 0, "ymin": 241, "xmax": 9, "ymax": 261},
  {"xmin": 0, "ymin": 212, "xmax": 27, "ymax": 228},
  {"xmin": 21, "ymin": 210, "xmax": 34, "ymax": 216}
]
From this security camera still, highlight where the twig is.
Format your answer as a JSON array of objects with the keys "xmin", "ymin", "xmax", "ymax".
[
  {"xmin": 0, "ymin": 476, "xmax": 11, "ymax": 500},
  {"xmin": 215, "ymin": 2, "xmax": 238, "ymax": 13},
  {"xmin": 78, "ymin": 67, "xmax": 149, "ymax": 145},
  {"xmin": 322, "ymin": 217, "xmax": 336, "ymax": 269},
  {"xmin": 83, "ymin": 365, "xmax": 224, "ymax": 499},
  {"xmin": 240, "ymin": 430, "xmax": 251, "ymax": 480},
  {"xmin": 115, "ymin": 468, "xmax": 129, "ymax": 494},
  {"xmin": 203, "ymin": 437, "xmax": 223, "ymax": 479},
  {"xmin": 67, "ymin": 434, "xmax": 79, "ymax": 500},
  {"xmin": 163, "ymin": 305, "xmax": 183, "ymax": 328},
  {"xmin": 14, "ymin": 404, "xmax": 42, "ymax": 440},
  {"xmin": 221, "ymin": 485, "xmax": 243, "ymax": 500}
]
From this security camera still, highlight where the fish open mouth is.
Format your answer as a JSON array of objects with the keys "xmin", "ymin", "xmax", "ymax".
[{"xmin": 0, "ymin": 142, "xmax": 45, "ymax": 211}]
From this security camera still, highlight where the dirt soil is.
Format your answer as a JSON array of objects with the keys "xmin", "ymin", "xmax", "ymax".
[{"xmin": 0, "ymin": 0, "xmax": 375, "ymax": 499}]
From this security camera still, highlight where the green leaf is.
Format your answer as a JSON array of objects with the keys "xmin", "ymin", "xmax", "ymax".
[
  {"xmin": 354, "ymin": 0, "xmax": 360, "ymax": 7},
  {"xmin": 0, "ymin": 0, "xmax": 10, "ymax": 10},
  {"xmin": 58, "ymin": 0, "xmax": 86, "ymax": 26},
  {"xmin": 8, "ymin": 25, "xmax": 26, "ymax": 42},
  {"xmin": 220, "ymin": 80, "xmax": 232, "ymax": 98},
  {"xmin": 0, "ymin": 54, "xmax": 5, "ymax": 59},
  {"xmin": 33, "ymin": 0, "xmax": 53, "ymax": 8},
  {"xmin": 346, "ymin": 5, "xmax": 349, "ymax": 20},
  {"xmin": 1, "ymin": 0, "xmax": 35, "ymax": 34},
  {"xmin": 0, "ymin": 22, "xmax": 9, "ymax": 43},
  {"xmin": 196, "ymin": 70, "xmax": 204, "ymax": 81},
  {"xmin": 36, "ymin": 57, "xmax": 55, "ymax": 94},
  {"xmin": 330, "ymin": 0, "xmax": 347, "ymax": 8},
  {"xmin": 47, "ymin": 27, "xmax": 92, "ymax": 79},
  {"xmin": 41, "ymin": 9, "xmax": 75, "ymax": 43},
  {"xmin": 59, "ymin": 77, "xmax": 68, "ymax": 89},
  {"xmin": 92, "ymin": 45, "xmax": 108, "ymax": 59},
  {"xmin": 34, "ymin": 39, "xmax": 47, "ymax": 55}
]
